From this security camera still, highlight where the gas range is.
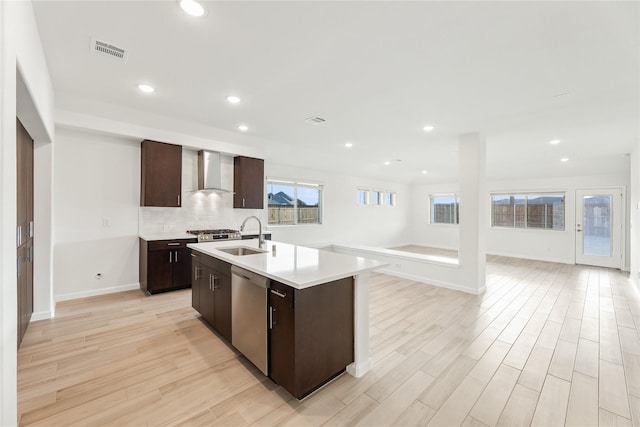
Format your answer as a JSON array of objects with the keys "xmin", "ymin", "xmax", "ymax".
[{"xmin": 186, "ymin": 229, "xmax": 241, "ymax": 242}]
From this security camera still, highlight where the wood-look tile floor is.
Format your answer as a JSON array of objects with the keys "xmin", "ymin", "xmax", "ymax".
[{"xmin": 17, "ymin": 250, "xmax": 640, "ymax": 426}]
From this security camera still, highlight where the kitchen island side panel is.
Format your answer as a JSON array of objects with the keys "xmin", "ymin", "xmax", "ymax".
[{"xmin": 293, "ymin": 276, "xmax": 354, "ymax": 398}]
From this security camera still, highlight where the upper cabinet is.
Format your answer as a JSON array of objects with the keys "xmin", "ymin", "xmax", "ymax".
[
  {"xmin": 140, "ymin": 140, "xmax": 182, "ymax": 207},
  {"xmin": 233, "ymin": 156, "xmax": 264, "ymax": 209}
]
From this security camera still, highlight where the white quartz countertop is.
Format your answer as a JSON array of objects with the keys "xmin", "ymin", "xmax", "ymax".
[
  {"xmin": 139, "ymin": 232, "xmax": 196, "ymax": 241},
  {"xmin": 188, "ymin": 239, "xmax": 387, "ymax": 289}
]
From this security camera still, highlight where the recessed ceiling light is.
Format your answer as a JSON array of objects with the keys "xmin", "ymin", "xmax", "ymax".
[
  {"xmin": 179, "ymin": 0, "xmax": 207, "ymax": 17},
  {"xmin": 560, "ymin": 157, "xmax": 569, "ymax": 162},
  {"xmin": 384, "ymin": 161, "xmax": 391, "ymax": 166},
  {"xmin": 226, "ymin": 95, "xmax": 241, "ymax": 104},
  {"xmin": 423, "ymin": 125, "xmax": 435, "ymax": 132},
  {"xmin": 345, "ymin": 142, "xmax": 353, "ymax": 148},
  {"xmin": 137, "ymin": 84, "xmax": 155, "ymax": 93},
  {"xmin": 422, "ymin": 170, "xmax": 428, "ymax": 174},
  {"xmin": 237, "ymin": 124, "xmax": 249, "ymax": 132},
  {"xmin": 549, "ymin": 139, "xmax": 561, "ymax": 145}
]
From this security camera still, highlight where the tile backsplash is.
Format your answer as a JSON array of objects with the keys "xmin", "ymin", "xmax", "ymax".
[{"xmin": 139, "ymin": 149, "xmax": 266, "ymax": 234}]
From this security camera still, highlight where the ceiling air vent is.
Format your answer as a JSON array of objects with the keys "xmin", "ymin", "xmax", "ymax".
[
  {"xmin": 304, "ymin": 116, "xmax": 326, "ymax": 125},
  {"xmin": 90, "ymin": 38, "xmax": 129, "ymax": 63}
]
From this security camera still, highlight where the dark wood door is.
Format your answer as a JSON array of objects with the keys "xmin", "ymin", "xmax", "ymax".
[
  {"xmin": 16, "ymin": 118, "xmax": 33, "ymax": 347},
  {"xmin": 147, "ymin": 250, "xmax": 173, "ymax": 293},
  {"xmin": 172, "ymin": 248, "xmax": 192, "ymax": 289},
  {"xmin": 140, "ymin": 140, "xmax": 182, "ymax": 207},
  {"xmin": 269, "ymin": 282, "xmax": 295, "ymax": 393},
  {"xmin": 200, "ymin": 266, "xmax": 216, "ymax": 325},
  {"xmin": 233, "ymin": 156, "xmax": 264, "ymax": 209},
  {"xmin": 213, "ymin": 271, "xmax": 232, "ymax": 342}
]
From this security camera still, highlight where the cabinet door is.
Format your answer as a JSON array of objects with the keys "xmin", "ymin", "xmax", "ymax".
[
  {"xmin": 200, "ymin": 267, "xmax": 216, "ymax": 325},
  {"xmin": 191, "ymin": 257, "xmax": 202, "ymax": 312},
  {"xmin": 172, "ymin": 248, "xmax": 192, "ymax": 289},
  {"xmin": 233, "ymin": 156, "xmax": 264, "ymax": 209},
  {"xmin": 140, "ymin": 140, "xmax": 182, "ymax": 207},
  {"xmin": 213, "ymin": 272, "xmax": 232, "ymax": 342},
  {"xmin": 269, "ymin": 282, "xmax": 295, "ymax": 393},
  {"xmin": 147, "ymin": 250, "xmax": 173, "ymax": 293}
]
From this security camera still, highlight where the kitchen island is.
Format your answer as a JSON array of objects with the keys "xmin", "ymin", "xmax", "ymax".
[{"xmin": 188, "ymin": 239, "xmax": 385, "ymax": 399}]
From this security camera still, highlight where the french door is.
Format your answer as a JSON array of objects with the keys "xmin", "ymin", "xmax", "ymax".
[{"xmin": 575, "ymin": 188, "xmax": 623, "ymax": 269}]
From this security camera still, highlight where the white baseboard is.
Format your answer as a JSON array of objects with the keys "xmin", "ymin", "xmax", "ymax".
[
  {"xmin": 487, "ymin": 251, "xmax": 574, "ymax": 265},
  {"xmin": 55, "ymin": 282, "xmax": 141, "ymax": 303},
  {"xmin": 377, "ymin": 268, "xmax": 485, "ymax": 295},
  {"xmin": 30, "ymin": 310, "xmax": 52, "ymax": 321}
]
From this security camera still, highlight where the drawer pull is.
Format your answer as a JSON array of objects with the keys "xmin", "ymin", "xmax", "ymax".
[
  {"xmin": 270, "ymin": 289, "xmax": 286, "ymax": 298},
  {"xmin": 167, "ymin": 243, "xmax": 181, "ymax": 246}
]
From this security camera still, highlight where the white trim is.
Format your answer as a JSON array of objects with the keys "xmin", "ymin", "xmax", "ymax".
[
  {"xmin": 487, "ymin": 250, "xmax": 574, "ymax": 265},
  {"xmin": 30, "ymin": 310, "xmax": 52, "ymax": 321},
  {"xmin": 376, "ymin": 268, "xmax": 486, "ymax": 295},
  {"xmin": 54, "ymin": 282, "xmax": 140, "ymax": 303}
]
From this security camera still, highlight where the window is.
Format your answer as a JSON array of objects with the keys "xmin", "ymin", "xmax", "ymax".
[
  {"xmin": 430, "ymin": 194, "xmax": 459, "ymax": 224},
  {"xmin": 386, "ymin": 192, "xmax": 397, "ymax": 206},
  {"xmin": 491, "ymin": 193, "xmax": 565, "ymax": 230},
  {"xmin": 357, "ymin": 188, "xmax": 370, "ymax": 205},
  {"xmin": 267, "ymin": 180, "xmax": 322, "ymax": 225},
  {"xmin": 372, "ymin": 191, "xmax": 384, "ymax": 206}
]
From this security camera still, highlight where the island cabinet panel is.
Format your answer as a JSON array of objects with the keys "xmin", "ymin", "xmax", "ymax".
[
  {"xmin": 140, "ymin": 238, "xmax": 197, "ymax": 294},
  {"xmin": 140, "ymin": 139, "xmax": 182, "ymax": 207},
  {"xmin": 191, "ymin": 253, "xmax": 202, "ymax": 312},
  {"xmin": 192, "ymin": 253, "xmax": 232, "ymax": 342},
  {"xmin": 233, "ymin": 156, "xmax": 264, "ymax": 209},
  {"xmin": 269, "ymin": 276, "xmax": 354, "ymax": 399}
]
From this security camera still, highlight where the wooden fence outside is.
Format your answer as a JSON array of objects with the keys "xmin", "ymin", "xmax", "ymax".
[{"xmin": 268, "ymin": 206, "xmax": 319, "ymax": 224}]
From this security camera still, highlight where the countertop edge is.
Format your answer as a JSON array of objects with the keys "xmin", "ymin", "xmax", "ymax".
[{"xmin": 188, "ymin": 240, "xmax": 386, "ymax": 289}]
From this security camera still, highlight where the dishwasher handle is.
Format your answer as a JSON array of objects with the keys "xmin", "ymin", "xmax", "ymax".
[{"xmin": 231, "ymin": 265, "xmax": 269, "ymax": 288}]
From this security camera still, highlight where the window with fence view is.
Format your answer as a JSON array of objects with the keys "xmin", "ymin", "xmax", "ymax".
[
  {"xmin": 491, "ymin": 193, "xmax": 565, "ymax": 230},
  {"xmin": 267, "ymin": 180, "xmax": 322, "ymax": 225},
  {"xmin": 430, "ymin": 194, "xmax": 459, "ymax": 224}
]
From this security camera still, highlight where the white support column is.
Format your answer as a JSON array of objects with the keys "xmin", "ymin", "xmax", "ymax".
[
  {"xmin": 346, "ymin": 271, "xmax": 371, "ymax": 377},
  {"xmin": 458, "ymin": 133, "xmax": 487, "ymax": 294}
]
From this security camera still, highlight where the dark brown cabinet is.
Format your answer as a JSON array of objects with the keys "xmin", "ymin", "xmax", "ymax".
[
  {"xmin": 191, "ymin": 252, "xmax": 232, "ymax": 342},
  {"xmin": 139, "ymin": 238, "xmax": 196, "ymax": 294},
  {"xmin": 269, "ymin": 277, "xmax": 354, "ymax": 399},
  {"xmin": 16, "ymin": 118, "xmax": 34, "ymax": 347},
  {"xmin": 233, "ymin": 156, "xmax": 264, "ymax": 209},
  {"xmin": 140, "ymin": 140, "xmax": 182, "ymax": 207}
]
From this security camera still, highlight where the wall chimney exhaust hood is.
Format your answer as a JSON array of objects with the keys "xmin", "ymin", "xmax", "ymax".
[{"xmin": 197, "ymin": 150, "xmax": 232, "ymax": 192}]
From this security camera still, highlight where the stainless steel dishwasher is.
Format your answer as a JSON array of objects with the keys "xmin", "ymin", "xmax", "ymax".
[{"xmin": 231, "ymin": 265, "xmax": 269, "ymax": 375}]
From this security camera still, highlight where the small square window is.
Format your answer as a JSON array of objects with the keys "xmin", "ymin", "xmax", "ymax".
[{"xmin": 357, "ymin": 188, "xmax": 370, "ymax": 205}]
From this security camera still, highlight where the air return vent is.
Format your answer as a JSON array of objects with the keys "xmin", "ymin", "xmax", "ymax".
[
  {"xmin": 90, "ymin": 38, "xmax": 129, "ymax": 63},
  {"xmin": 304, "ymin": 116, "xmax": 326, "ymax": 125}
]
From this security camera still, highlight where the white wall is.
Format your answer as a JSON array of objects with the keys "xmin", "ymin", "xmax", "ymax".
[
  {"xmin": 410, "ymin": 182, "xmax": 460, "ymax": 250},
  {"xmin": 265, "ymin": 162, "xmax": 411, "ymax": 247},
  {"xmin": 55, "ymin": 129, "xmax": 411, "ymax": 299},
  {"xmin": 630, "ymin": 145, "xmax": 640, "ymax": 283},
  {"xmin": 410, "ymin": 173, "xmax": 629, "ymax": 266},
  {"xmin": 1, "ymin": 0, "xmax": 55, "ymax": 424},
  {"xmin": 53, "ymin": 128, "xmax": 140, "ymax": 300}
]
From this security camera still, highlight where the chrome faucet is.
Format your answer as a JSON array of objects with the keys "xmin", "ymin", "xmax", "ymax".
[{"xmin": 240, "ymin": 216, "xmax": 264, "ymax": 247}]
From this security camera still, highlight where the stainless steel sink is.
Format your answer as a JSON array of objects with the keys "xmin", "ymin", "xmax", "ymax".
[{"xmin": 218, "ymin": 246, "xmax": 267, "ymax": 256}]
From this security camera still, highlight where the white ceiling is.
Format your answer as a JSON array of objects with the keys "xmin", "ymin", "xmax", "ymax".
[{"xmin": 32, "ymin": 1, "xmax": 639, "ymax": 184}]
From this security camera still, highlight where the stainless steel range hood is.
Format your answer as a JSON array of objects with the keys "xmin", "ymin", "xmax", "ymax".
[{"xmin": 197, "ymin": 150, "xmax": 232, "ymax": 192}]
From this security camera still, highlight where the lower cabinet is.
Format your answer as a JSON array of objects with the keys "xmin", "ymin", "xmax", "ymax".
[
  {"xmin": 140, "ymin": 238, "xmax": 196, "ymax": 294},
  {"xmin": 191, "ymin": 252, "xmax": 232, "ymax": 342},
  {"xmin": 269, "ymin": 277, "xmax": 354, "ymax": 399}
]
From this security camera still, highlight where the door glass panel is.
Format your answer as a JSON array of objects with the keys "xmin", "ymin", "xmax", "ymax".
[{"xmin": 583, "ymin": 195, "xmax": 612, "ymax": 257}]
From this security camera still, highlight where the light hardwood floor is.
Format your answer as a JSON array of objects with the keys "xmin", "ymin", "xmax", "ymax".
[{"xmin": 17, "ymin": 251, "xmax": 640, "ymax": 426}]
